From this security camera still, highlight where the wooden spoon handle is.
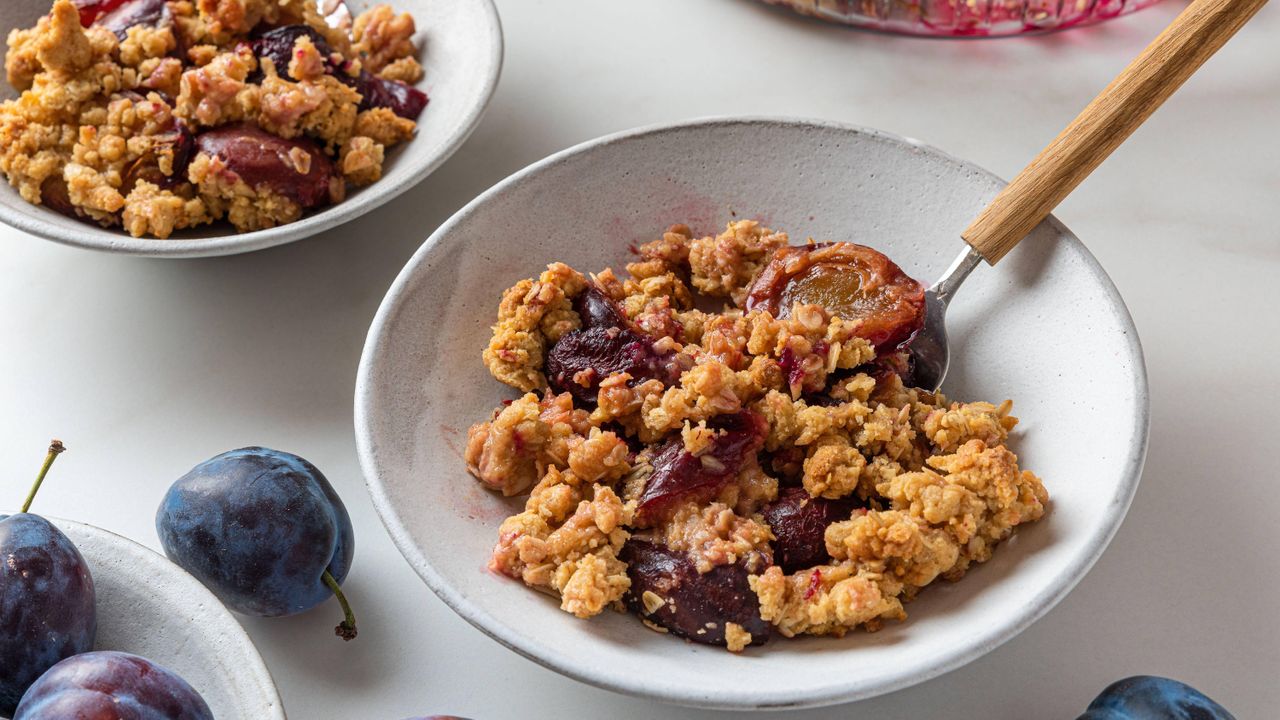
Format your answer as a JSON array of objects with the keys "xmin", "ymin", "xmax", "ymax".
[{"xmin": 962, "ymin": 0, "xmax": 1269, "ymax": 264}]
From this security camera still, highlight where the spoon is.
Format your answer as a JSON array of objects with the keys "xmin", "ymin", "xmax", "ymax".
[{"xmin": 911, "ymin": 0, "xmax": 1268, "ymax": 392}]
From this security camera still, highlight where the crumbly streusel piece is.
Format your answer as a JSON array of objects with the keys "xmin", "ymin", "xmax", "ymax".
[
  {"xmin": 803, "ymin": 433, "xmax": 865, "ymax": 499},
  {"xmin": 752, "ymin": 390, "xmax": 871, "ymax": 450},
  {"xmin": 354, "ymin": 108, "xmax": 417, "ymax": 146},
  {"xmin": 825, "ymin": 509, "xmax": 960, "ymax": 588},
  {"xmin": 257, "ymin": 53, "xmax": 361, "ymax": 147},
  {"xmin": 652, "ymin": 500, "xmax": 773, "ymax": 574},
  {"xmin": 920, "ymin": 400, "xmax": 1017, "ymax": 453},
  {"xmin": 174, "ymin": 47, "xmax": 258, "ymax": 128},
  {"xmin": 490, "ymin": 484, "xmax": 631, "ymax": 618},
  {"xmin": 751, "ymin": 563, "xmax": 906, "ymax": 638},
  {"xmin": 482, "ymin": 263, "xmax": 588, "ymax": 392},
  {"xmin": 882, "ymin": 439, "xmax": 1047, "ymax": 576},
  {"xmin": 352, "ymin": 4, "xmax": 418, "ymax": 73},
  {"xmin": 689, "ymin": 220, "xmax": 789, "ymax": 303},
  {"xmin": 340, "ymin": 136, "xmax": 385, "ymax": 185},
  {"xmin": 121, "ymin": 181, "xmax": 212, "ymax": 238},
  {"xmin": 641, "ymin": 356, "xmax": 781, "ymax": 434}
]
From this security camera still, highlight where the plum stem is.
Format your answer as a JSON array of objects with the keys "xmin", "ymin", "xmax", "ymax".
[
  {"xmin": 21, "ymin": 439, "xmax": 66, "ymax": 513},
  {"xmin": 322, "ymin": 569, "xmax": 357, "ymax": 641}
]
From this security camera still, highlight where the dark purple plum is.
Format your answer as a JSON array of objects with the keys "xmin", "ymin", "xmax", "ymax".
[
  {"xmin": 633, "ymin": 410, "xmax": 768, "ymax": 525},
  {"xmin": 760, "ymin": 487, "xmax": 863, "ymax": 574},
  {"xmin": 193, "ymin": 124, "xmax": 337, "ymax": 209},
  {"xmin": 0, "ymin": 441, "xmax": 96, "ymax": 717},
  {"xmin": 1078, "ymin": 676, "xmax": 1236, "ymax": 720},
  {"xmin": 156, "ymin": 447, "xmax": 358, "ymax": 640},
  {"xmin": 13, "ymin": 651, "xmax": 212, "ymax": 720},
  {"xmin": 251, "ymin": 24, "xmax": 428, "ymax": 119},
  {"xmin": 621, "ymin": 540, "xmax": 769, "ymax": 648}
]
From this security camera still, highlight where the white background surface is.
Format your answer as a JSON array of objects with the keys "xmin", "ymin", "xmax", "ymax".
[{"xmin": 1, "ymin": 0, "xmax": 1276, "ymax": 718}]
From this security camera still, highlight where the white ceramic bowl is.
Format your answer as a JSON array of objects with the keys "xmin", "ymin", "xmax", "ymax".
[
  {"xmin": 355, "ymin": 118, "xmax": 1149, "ymax": 710},
  {"xmin": 46, "ymin": 518, "xmax": 286, "ymax": 719},
  {"xmin": 0, "ymin": 0, "xmax": 502, "ymax": 258}
]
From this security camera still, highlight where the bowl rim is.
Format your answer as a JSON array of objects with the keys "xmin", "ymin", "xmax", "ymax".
[
  {"xmin": 0, "ymin": 0, "xmax": 504, "ymax": 259},
  {"xmin": 48, "ymin": 515, "xmax": 287, "ymax": 719},
  {"xmin": 353, "ymin": 115, "xmax": 1150, "ymax": 710}
]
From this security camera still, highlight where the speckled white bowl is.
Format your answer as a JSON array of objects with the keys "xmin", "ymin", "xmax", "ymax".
[
  {"xmin": 44, "ymin": 518, "xmax": 286, "ymax": 720},
  {"xmin": 355, "ymin": 118, "xmax": 1149, "ymax": 710},
  {"xmin": 0, "ymin": 0, "xmax": 502, "ymax": 257}
]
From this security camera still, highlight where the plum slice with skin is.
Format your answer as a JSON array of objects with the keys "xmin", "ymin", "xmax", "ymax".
[
  {"xmin": 633, "ymin": 410, "xmax": 768, "ymax": 525},
  {"xmin": 251, "ymin": 24, "xmax": 429, "ymax": 120},
  {"xmin": 745, "ymin": 242, "xmax": 926, "ymax": 351},
  {"xmin": 194, "ymin": 124, "xmax": 337, "ymax": 209},
  {"xmin": 621, "ymin": 539, "xmax": 769, "ymax": 648},
  {"xmin": 545, "ymin": 284, "xmax": 676, "ymax": 407},
  {"xmin": 761, "ymin": 487, "xmax": 865, "ymax": 574}
]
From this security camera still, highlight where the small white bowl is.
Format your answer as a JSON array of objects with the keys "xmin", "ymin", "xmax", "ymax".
[
  {"xmin": 355, "ymin": 118, "xmax": 1149, "ymax": 710},
  {"xmin": 50, "ymin": 518, "xmax": 286, "ymax": 719},
  {"xmin": 0, "ymin": 0, "xmax": 502, "ymax": 258}
]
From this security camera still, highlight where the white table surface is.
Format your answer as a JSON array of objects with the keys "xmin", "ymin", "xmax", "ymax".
[{"xmin": 2, "ymin": 1, "xmax": 1277, "ymax": 717}]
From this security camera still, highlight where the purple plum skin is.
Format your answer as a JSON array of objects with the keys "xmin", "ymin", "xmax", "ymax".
[
  {"xmin": 1078, "ymin": 676, "xmax": 1236, "ymax": 720},
  {"xmin": 155, "ymin": 447, "xmax": 354, "ymax": 617},
  {"xmin": 14, "ymin": 651, "xmax": 212, "ymax": 720},
  {"xmin": 0, "ymin": 513, "xmax": 96, "ymax": 716}
]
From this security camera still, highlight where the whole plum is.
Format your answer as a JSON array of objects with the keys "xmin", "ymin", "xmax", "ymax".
[
  {"xmin": 14, "ymin": 651, "xmax": 212, "ymax": 720},
  {"xmin": 156, "ymin": 447, "xmax": 358, "ymax": 639},
  {"xmin": 0, "ymin": 441, "xmax": 96, "ymax": 716},
  {"xmin": 1078, "ymin": 676, "xmax": 1236, "ymax": 720}
]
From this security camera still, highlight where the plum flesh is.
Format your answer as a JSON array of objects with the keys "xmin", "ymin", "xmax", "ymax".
[
  {"xmin": 745, "ymin": 242, "xmax": 926, "ymax": 351},
  {"xmin": 14, "ymin": 651, "xmax": 212, "ymax": 720},
  {"xmin": 546, "ymin": 285, "xmax": 676, "ymax": 407},
  {"xmin": 194, "ymin": 124, "xmax": 337, "ymax": 209},
  {"xmin": 633, "ymin": 410, "xmax": 768, "ymax": 525},
  {"xmin": 0, "ymin": 514, "xmax": 97, "ymax": 716},
  {"xmin": 760, "ymin": 487, "xmax": 863, "ymax": 574},
  {"xmin": 155, "ymin": 447, "xmax": 355, "ymax": 626},
  {"xmin": 622, "ymin": 540, "xmax": 769, "ymax": 648}
]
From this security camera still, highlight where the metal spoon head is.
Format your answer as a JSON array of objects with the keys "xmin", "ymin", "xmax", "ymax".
[
  {"xmin": 911, "ymin": 290, "xmax": 951, "ymax": 393},
  {"xmin": 909, "ymin": 245, "xmax": 984, "ymax": 393}
]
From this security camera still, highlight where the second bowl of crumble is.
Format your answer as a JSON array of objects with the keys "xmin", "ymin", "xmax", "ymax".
[{"xmin": 0, "ymin": 0, "xmax": 502, "ymax": 256}]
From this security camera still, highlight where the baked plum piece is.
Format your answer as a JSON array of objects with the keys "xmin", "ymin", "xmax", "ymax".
[
  {"xmin": 194, "ymin": 124, "xmax": 338, "ymax": 210},
  {"xmin": 90, "ymin": 0, "xmax": 169, "ymax": 39},
  {"xmin": 545, "ymin": 285, "xmax": 675, "ymax": 407},
  {"xmin": 252, "ymin": 24, "xmax": 429, "ymax": 120},
  {"xmin": 622, "ymin": 540, "xmax": 769, "ymax": 649},
  {"xmin": 633, "ymin": 410, "xmax": 768, "ymax": 525},
  {"xmin": 745, "ymin": 242, "xmax": 926, "ymax": 351},
  {"xmin": 761, "ymin": 487, "xmax": 864, "ymax": 574}
]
